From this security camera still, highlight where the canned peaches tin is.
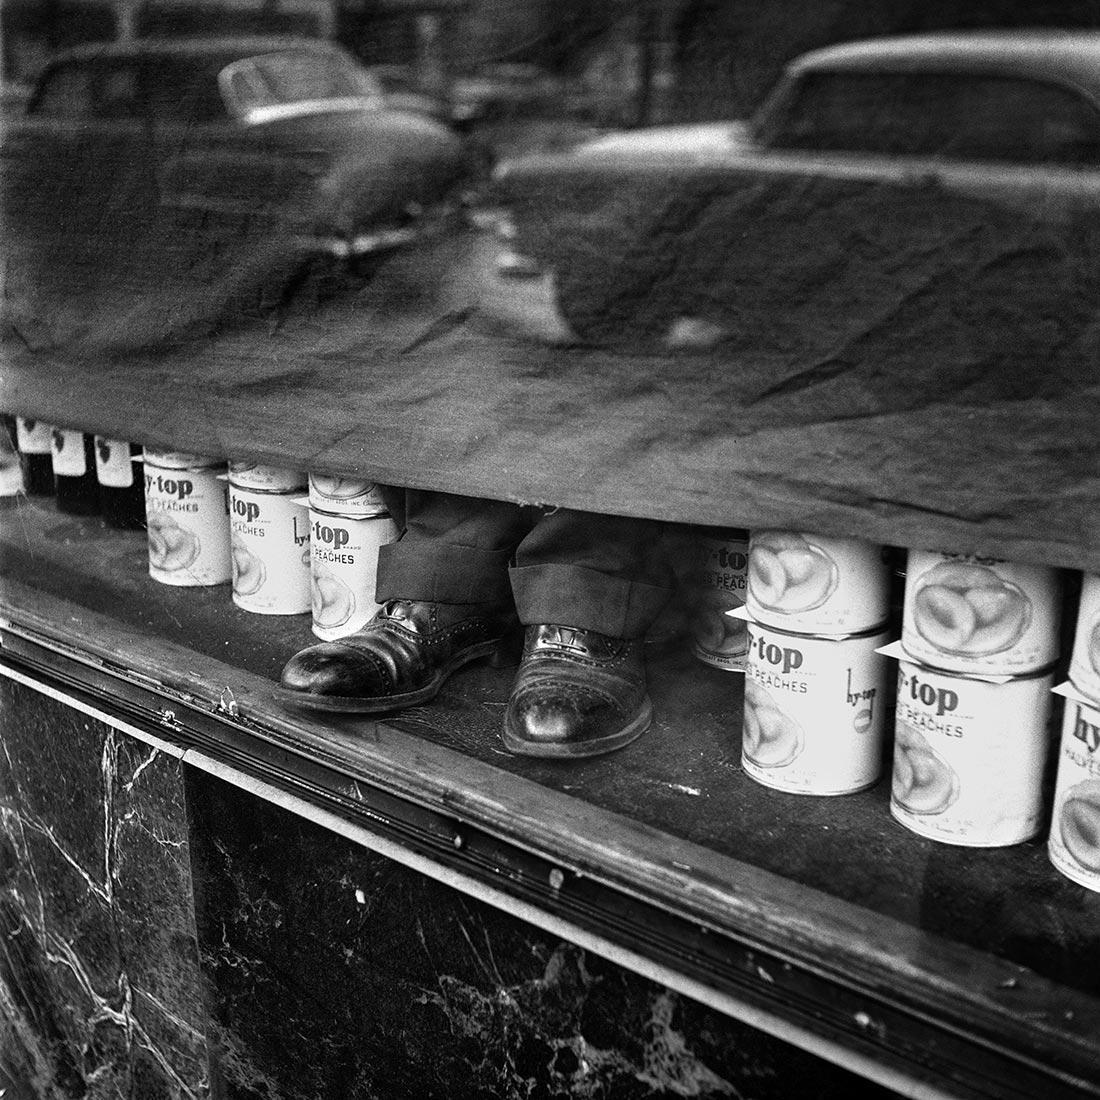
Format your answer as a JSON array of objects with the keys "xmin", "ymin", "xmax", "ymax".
[
  {"xmin": 1049, "ymin": 694, "xmax": 1100, "ymax": 891},
  {"xmin": 746, "ymin": 531, "xmax": 889, "ymax": 635},
  {"xmin": 309, "ymin": 507, "xmax": 399, "ymax": 640},
  {"xmin": 228, "ymin": 483, "xmax": 311, "ymax": 615},
  {"xmin": 228, "ymin": 462, "xmax": 306, "ymax": 494},
  {"xmin": 144, "ymin": 457, "xmax": 231, "ymax": 586},
  {"xmin": 901, "ymin": 551, "xmax": 1061, "ymax": 675},
  {"xmin": 144, "ymin": 448, "xmax": 222, "ymax": 470},
  {"xmin": 1069, "ymin": 573, "xmax": 1100, "ymax": 704},
  {"xmin": 690, "ymin": 528, "xmax": 749, "ymax": 670},
  {"xmin": 742, "ymin": 621, "xmax": 889, "ymax": 795},
  {"xmin": 890, "ymin": 660, "xmax": 1053, "ymax": 847},
  {"xmin": 308, "ymin": 472, "xmax": 388, "ymax": 517}
]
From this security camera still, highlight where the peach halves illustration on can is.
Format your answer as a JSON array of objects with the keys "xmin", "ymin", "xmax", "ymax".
[
  {"xmin": 308, "ymin": 472, "xmax": 388, "ymax": 517},
  {"xmin": 901, "ymin": 551, "xmax": 1060, "ymax": 675},
  {"xmin": 746, "ymin": 531, "xmax": 890, "ymax": 636},
  {"xmin": 690, "ymin": 528, "xmax": 750, "ymax": 670},
  {"xmin": 742, "ymin": 620, "xmax": 889, "ymax": 795},
  {"xmin": 1049, "ymin": 693, "xmax": 1100, "ymax": 891},
  {"xmin": 309, "ymin": 506, "xmax": 399, "ymax": 640},
  {"xmin": 890, "ymin": 660, "xmax": 1054, "ymax": 847},
  {"xmin": 228, "ymin": 464, "xmax": 310, "ymax": 615},
  {"xmin": 144, "ymin": 450, "xmax": 231, "ymax": 587},
  {"xmin": 1068, "ymin": 573, "xmax": 1100, "ymax": 704}
]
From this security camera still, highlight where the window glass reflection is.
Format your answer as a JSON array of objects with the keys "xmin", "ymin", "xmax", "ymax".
[
  {"xmin": 222, "ymin": 49, "xmax": 381, "ymax": 116},
  {"xmin": 771, "ymin": 71, "xmax": 1100, "ymax": 163}
]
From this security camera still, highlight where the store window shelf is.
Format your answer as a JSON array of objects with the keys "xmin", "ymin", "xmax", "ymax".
[{"xmin": 3, "ymin": 497, "xmax": 1099, "ymax": 1098}]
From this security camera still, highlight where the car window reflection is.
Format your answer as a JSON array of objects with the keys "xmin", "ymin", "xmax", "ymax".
[
  {"xmin": 144, "ymin": 60, "xmax": 228, "ymax": 124},
  {"xmin": 769, "ymin": 71, "xmax": 1100, "ymax": 164},
  {"xmin": 220, "ymin": 49, "xmax": 382, "ymax": 119}
]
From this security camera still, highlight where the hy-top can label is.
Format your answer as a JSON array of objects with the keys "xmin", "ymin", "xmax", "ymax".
[
  {"xmin": 1049, "ymin": 694, "xmax": 1100, "ymax": 892},
  {"xmin": 901, "ymin": 550, "xmax": 1061, "ymax": 675},
  {"xmin": 690, "ymin": 529, "xmax": 749, "ymax": 670},
  {"xmin": 143, "ymin": 448, "xmax": 222, "ymax": 470},
  {"xmin": 890, "ymin": 660, "xmax": 1053, "ymax": 847},
  {"xmin": 746, "ymin": 531, "xmax": 890, "ymax": 636},
  {"xmin": 308, "ymin": 472, "xmax": 388, "ymax": 517},
  {"xmin": 144, "ymin": 458, "xmax": 230, "ymax": 586},
  {"xmin": 229, "ymin": 484, "xmax": 311, "ymax": 615},
  {"xmin": 743, "ymin": 620, "xmax": 888, "ymax": 795},
  {"xmin": 309, "ymin": 507, "xmax": 399, "ymax": 640},
  {"xmin": 1069, "ymin": 573, "xmax": 1100, "ymax": 704},
  {"xmin": 228, "ymin": 462, "xmax": 307, "ymax": 493}
]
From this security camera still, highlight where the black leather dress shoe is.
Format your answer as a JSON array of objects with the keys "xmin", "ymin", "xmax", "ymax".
[
  {"xmin": 502, "ymin": 625, "xmax": 652, "ymax": 758},
  {"xmin": 277, "ymin": 599, "xmax": 519, "ymax": 713}
]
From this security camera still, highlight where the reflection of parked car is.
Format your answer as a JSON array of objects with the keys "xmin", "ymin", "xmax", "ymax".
[
  {"xmin": 4, "ymin": 36, "xmax": 470, "ymax": 259},
  {"xmin": 491, "ymin": 32, "xmax": 1100, "ymax": 341}
]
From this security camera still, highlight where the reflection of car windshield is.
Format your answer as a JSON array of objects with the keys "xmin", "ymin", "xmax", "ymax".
[
  {"xmin": 223, "ymin": 50, "xmax": 379, "ymax": 116},
  {"xmin": 767, "ymin": 71, "xmax": 1100, "ymax": 164},
  {"xmin": 30, "ymin": 57, "xmax": 242, "ymax": 123}
]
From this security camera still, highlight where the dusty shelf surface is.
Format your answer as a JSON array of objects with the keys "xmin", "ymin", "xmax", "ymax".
[
  {"xmin": 7, "ymin": 494, "xmax": 1100, "ymax": 1096},
  {"xmin": 3, "ymin": 220, "xmax": 1099, "ymax": 572}
]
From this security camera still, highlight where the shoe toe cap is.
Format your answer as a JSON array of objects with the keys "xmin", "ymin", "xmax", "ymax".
[
  {"xmin": 512, "ymin": 692, "xmax": 595, "ymax": 745},
  {"xmin": 514, "ymin": 695, "xmax": 594, "ymax": 748},
  {"xmin": 279, "ymin": 644, "xmax": 380, "ymax": 697},
  {"xmin": 506, "ymin": 679, "xmax": 646, "ymax": 756}
]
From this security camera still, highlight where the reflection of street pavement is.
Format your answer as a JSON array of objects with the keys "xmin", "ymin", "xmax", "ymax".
[
  {"xmin": 1, "ymin": 206, "xmax": 576, "ymax": 354},
  {"xmin": 445, "ymin": 226, "xmax": 572, "ymax": 346},
  {"xmin": 3, "ymin": 163, "xmax": 1098, "ymax": 582},
  {"xmin": 3, "ymin": 203, "xmax": 304, "ymax": 352},
  {"xmin": 3, "ymin": 204, "xmax": 1095, "ymax": 580}
]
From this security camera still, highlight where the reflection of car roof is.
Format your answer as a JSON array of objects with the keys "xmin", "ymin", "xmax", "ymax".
[
  {"xmin": 794, "ymin": 32, "xmax": 1100, "ymax": 99},
  {"xmin": 47, "ymin": 36, "xmax": 343, "ymax": 67}
]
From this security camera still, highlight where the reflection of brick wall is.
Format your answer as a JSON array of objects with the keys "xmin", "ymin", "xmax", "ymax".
[
  {"xmin": 441, "ymin": 0, "xmax": 618, "ymax": 70},
  {"xmin": 133, "ymin": 0, "xmax": 335, "ymax": 38},
  {"xmin": 0, "ymin": 0, "xmax": 336, "ymax": 81},
  {"xmin": 674, "ymin": 0, "xmax": 1100, "ymax": 121}
]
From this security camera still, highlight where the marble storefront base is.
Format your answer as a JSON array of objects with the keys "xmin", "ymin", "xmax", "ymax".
[
  {"xmin": 187, "ymin": 770, "xmax": 895, "ymax": 1100},
  {"xmin": 0, "ymin": 671, "xmax": 895, "ymax": 1099},
  {"xmin": 0, "ymin": 678, "xmax": 212, "ymax": 1099}
]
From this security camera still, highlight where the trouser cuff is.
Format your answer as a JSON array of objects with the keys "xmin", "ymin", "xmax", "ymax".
[
  {"xmin": 377, "ymin": 540, "xmax": 513, "ymax": 604},
  {"xmin": 509, "ymin": 563, "xmax": 671, "ymax": 639}
]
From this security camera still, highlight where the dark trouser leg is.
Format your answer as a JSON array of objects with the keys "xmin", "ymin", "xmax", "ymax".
[
  {"xmin": 508, "ymin": 508, "xmax": 677, "ymax": 638},
  {"xmin": 376, "ymin": 489, "xmax": 529, "ymax": 606},
  {"xmin": 503, "ymin": 509, "xmax": 680, "ymax": 757}
]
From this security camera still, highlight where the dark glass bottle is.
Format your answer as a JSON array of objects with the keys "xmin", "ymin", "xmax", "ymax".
[
  {"xmin": 51, "ymin": 429, "xmax": 99, "ymax": 515},
  {"xmin": 16, "ymin": 417, "xmax": 55, "ymax": 495},
  {"xmin": 0, "ymin": 416, "xmax": 22, "ymax": 501},
  {"xmin": 94, "ymin": 437, "xmax": 145, "ymax": 529}
]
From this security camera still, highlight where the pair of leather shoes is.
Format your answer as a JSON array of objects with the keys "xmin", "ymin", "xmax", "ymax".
[{"xmin": 277, "ymin": 601, "xmax": 650, "ymax": 757}]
